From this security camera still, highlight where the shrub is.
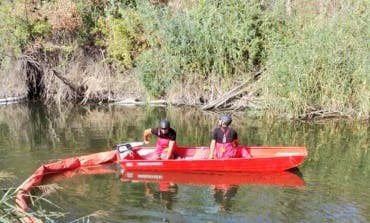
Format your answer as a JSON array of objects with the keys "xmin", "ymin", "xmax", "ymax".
[{"xmin": 97, "ymin": 8, "xmax": 147, "ymax": 68}]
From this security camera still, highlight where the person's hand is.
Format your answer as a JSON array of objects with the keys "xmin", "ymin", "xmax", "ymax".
[
  {"xmin": 144, "ymin": 140, "xmax": 150, "ymax": 144},
  {"xmin": 209, "ymin": 146, "xmax": 214, "ymax": 159}
]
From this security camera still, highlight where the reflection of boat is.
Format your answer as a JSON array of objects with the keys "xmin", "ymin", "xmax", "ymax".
[
  {"xmin": 120, "ymin": 170, "xmax": 305, "ymax": 188},
  {"xmin": 117, "ymin": 145, "xmax": 307, "ymax": 172}
]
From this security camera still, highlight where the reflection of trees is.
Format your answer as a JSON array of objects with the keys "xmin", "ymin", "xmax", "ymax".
[
  {"xmin": 28, "ymin": 102, "xmax": 57, "ymax": 150},
  {"xmin": 0, "ymin": 103, "xmax": 31, "ymax": 150},
  {"xmin": 0, "ymin": 103, "xmax": 162, "ymax": 151},
  {"xmin": 1, "ymin": 103, "xmax": 369, "ymax": 156}
]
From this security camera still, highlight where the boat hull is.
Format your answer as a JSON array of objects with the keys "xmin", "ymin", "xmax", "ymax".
[{"xmin": 118, "ymin": 146, "xmax": 307, "ymax": 172}]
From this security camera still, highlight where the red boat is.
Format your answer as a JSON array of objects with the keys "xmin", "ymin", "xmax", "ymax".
[
  {"xmin": 121, "ymin": 170, "xmax": 305, "ymax": 188},
  {"xmin": 117, "ymin": 143, "xmax": 307, "ymax": 172}
]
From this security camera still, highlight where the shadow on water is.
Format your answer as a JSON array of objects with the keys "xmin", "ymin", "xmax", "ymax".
[{"xmin": 288, "ymin": 167, "xmax": 304, "ymax": 178}]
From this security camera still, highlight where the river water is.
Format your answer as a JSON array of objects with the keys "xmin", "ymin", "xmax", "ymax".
[{"xmin": 0, "ymin": 102, "xmax": 369, "ymax": 223}]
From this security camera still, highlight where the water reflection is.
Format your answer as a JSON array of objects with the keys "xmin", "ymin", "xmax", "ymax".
[
  {"xmin": 145, "ymin": 182, "xmax": 178, "ymax": 210},
  {"xmin": 121, "ymin": 169, "xmax": 305, "ymax": 214},
  {"xmin": 212, "ymin": 184, "xmax": 239, "ymax": 212},
  {"xmin": 120, "ymin": 170, "xmax": 305, "ymax": 188}
]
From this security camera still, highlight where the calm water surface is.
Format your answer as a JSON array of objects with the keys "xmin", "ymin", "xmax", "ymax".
[{"xmin": 0, "ymin": 103, "xmax": 369, "ymax": 223}]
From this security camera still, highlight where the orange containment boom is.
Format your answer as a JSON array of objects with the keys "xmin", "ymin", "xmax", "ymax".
[{"xmin": 16, "ymin": 150, "xmax": 118, "ymax": 213}]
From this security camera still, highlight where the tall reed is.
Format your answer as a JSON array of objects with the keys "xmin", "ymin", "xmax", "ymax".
[
  {"xmin": 135, "ymin": 0, "xmax": 268, "ymax": 98},
  {"xmin": 257, "ymin": 2, "xmax": 370, "ymax": 118}
]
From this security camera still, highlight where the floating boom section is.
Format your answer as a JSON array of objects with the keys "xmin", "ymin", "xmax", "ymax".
[{"xmin": 16, "ymin": 150, "xmax": 118, "ymax": 212}]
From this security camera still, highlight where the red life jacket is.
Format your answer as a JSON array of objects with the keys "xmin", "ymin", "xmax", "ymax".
[
  {"xmin": 214, "ymin": 128, "xmax": 236, "ymax": 159},
  {"xmin": 156, "ymin": 137, "xmax": 171, "ymax": 155},
  {"xmin": 155, "ymin": 129, "xmax": 176, "ymax": 158}
]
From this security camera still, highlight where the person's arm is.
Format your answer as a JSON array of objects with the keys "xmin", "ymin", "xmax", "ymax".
[
  {"xmin": 143, "ymin": 128, "xmax": 153, "ymax": 144},
  {"xmin": 209, "ymin": 139, "xmax": 216, "ymax": 159},
  {"xmin": 231, "ymin": 130, "xmax": 239, "ymax": 147},
  {"xmin": 165, "ymin": 140, "xmax": 176, "ymax": 160}
]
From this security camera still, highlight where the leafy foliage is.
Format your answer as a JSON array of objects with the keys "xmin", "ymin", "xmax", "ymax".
[
  {"xmin": 97, "ymin": 8, "xmax": 147, "ymax": 68},
  {"xmin": 0, "ymin": 1, "xmax": 30, "ymax": 56},
  {"xmin": 136, "ymin": 48, "xmax": 181, "ymax": 97}
]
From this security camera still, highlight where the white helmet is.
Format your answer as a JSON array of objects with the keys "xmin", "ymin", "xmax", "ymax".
[{"xmin": 219, "ymin": 114, "xmax": 232, "ymax": 126}]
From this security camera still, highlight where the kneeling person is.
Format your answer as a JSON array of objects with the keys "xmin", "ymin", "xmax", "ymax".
[
  {"xmin": 209, "ymin": 114, "xmax": 239, "ymax": 159},
  {"xmin": 143, "ymin": 119, "xmax": 177, "ymax": 160}
]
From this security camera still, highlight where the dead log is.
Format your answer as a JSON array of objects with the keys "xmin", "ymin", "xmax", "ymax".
[
  {"xmin": 113, "ymin": 99, "xmax": 167, "ymax": 106},
  {"xmin": 298, "ymin": 109, "xmax": 349, "ymax": 120},
  {"xmin": 201, "ymin": 78, "xmax": 252, "ymax": 110},
  {"xmin": 0, "ymin": 95, "xmax": 27, "ymax": 104}
]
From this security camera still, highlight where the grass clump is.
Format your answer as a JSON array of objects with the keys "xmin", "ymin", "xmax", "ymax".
[{"xmin": 1, "ymin": 171, "xmax": 104, "ymax": 223}]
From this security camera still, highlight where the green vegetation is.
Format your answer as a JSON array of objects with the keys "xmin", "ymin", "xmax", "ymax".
[
  {"xmin": 259, "ymin": 1, "xmax": 370, "ymax": 118},
  {"xmin": 135, "ymin": 1, "xmax": 268, "ymax": 97},
  {"xmin": 1, "ymin": 171, "xmax": 58, "ymax": 222},
  {"xmin": 97, "ymin": 8, "xmax": 148, "ymax": 68},
  {"xmin": 0, "ymin": 0, "xmax": 369, "ymax": 119}
]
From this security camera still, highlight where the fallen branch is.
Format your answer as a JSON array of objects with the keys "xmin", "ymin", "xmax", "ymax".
[
  {"xmin": 113, "ymin": 99, "xmax": 167, "ymax": 106},
  {"xmin": 52, "ymin": 69, "xmax": 86, "ymax": 99},
  {"xmin": 0, "ymin": 95, "xmax": 27, "ymax": 104},
  {"xmin": 201, "ymin": 78, "xmax": 252, "ymax": 110},
  {"xmin": 298, "ymin": 109, "xmax": 349, "ymax": 120}
]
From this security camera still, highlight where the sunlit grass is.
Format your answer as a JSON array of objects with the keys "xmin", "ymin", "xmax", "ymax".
[{"xmin": 0, "ymin": 171, "xmax": 65, "ymax": 222}]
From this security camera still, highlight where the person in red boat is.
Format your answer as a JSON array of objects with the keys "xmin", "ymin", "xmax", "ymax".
[
  {"xmin": 143, "ymin": 119, "xmax": 177, "ymax": 160},
  {"xmin": 209, "ymin": 114, "xmax": 239, "ymax": 159}
]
